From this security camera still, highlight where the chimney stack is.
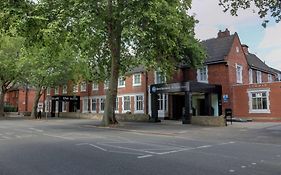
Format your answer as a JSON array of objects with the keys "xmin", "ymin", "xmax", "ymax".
[
  {"xmin": 217, "ymin": 28, "xmax": 230, "ymax": 38},
  {"xmin": 242, "ymin": 44, "xmax": 249, "ymax": 55}
]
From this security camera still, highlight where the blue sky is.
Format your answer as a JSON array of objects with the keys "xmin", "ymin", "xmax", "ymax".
[{"xmin": 190, "ymin": 0, "xmax": 281, "ymax": 70}]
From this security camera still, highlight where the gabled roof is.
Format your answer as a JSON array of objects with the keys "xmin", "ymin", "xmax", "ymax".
[
  {"xmin": 246, "ymin": 53, "xmax": 274, "ymax": 74},
  {"xmin": 201, "ymin": 34, "xmax": 236, "ymax": 64}
]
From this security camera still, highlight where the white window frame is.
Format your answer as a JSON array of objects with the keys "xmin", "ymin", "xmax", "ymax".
[
  {"xmin": 100, "ymin": 97, "xmax": 106, "ymax": 113},
  {"xmin": 118, "ymin": 77, "xmax": 126, "ymax": 88},
  {"xmin": 92, "ymin": 83, "xmax": 98, "ymax": 91},
  {"xmin": 54, "ymin": 87, "xmax": 59, "ymax": 95},
  {"xmin": 46, "ymin": 87, "xmax": 51, "ymax": 95},
  {"xmin": 104, "ymin": 80, "xmax": 109, "ymax": 89},
  {"xmin": 249, "ymin": 69, "xmax": 253, "ymax": 84},
  {"xmin": 62, "ymin": 101, "xmax": 67, "ymax": 112},
  {"xmin": 197, "ymin": 66, "xmax": 208, "ymax": 83},
  {"xmin": 82, "ymin": 98, "xmax": 89, "ymax": 113},
  {"xmin": 158, "ymin": 94, "xmax": 168, "ymax": 111},
  {"xmin": 257, "ymin": 71, "xmax": 262, "ymax": 83},
  {"xmin": 122, "ymin": 96, "xmax": 131, "ymax": 113},
  {"xmin": 80, "ymin": 82, "xmax": 87, "ymax": 92},
  {"xmin": 73, "ymin": 84, "xmax": 78, "ymax": 93},
  {"xmin": 236, "ymin": 64, "xmax": 243, "ymax": 84},
  {"xmin": 154, "ymin": 71, "xmax": 166, "ymax": 84},
  {"xmin": 62, "ymin": 85, "xmax": 67, "ymax": 94},
  {"xmin": 91, "ymin": 98, "xmax": 97, "ymax": 113},
  {"xmin": 268, "ymin": 74, "xmax": 273, "ymax": 83},
  {"xmin": 115, "ymin": 97, "xmax": 119, "ymax": 113},
  {"xmin": 134, "ymin": 95, "xmax": 144, "ymax": 113},
  {"xmin": 278, "ymin": 73, "xmax": 281, "ymax": 81},
  {"xmin": 248, "ymin": 89, "xmax": 270, "ymax": 113},
  {"xmin": 236, "ymin": 46, "xmax": 240, "ymax": 53},
  {"xmin": 133, "ymin": 74, "xmax": 142, "ymax": 86}
]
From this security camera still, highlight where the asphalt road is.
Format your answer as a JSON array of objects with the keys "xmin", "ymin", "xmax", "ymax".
[{"xmin": 0, "ymin": 119, "xmax": 280, "ymax": 175}]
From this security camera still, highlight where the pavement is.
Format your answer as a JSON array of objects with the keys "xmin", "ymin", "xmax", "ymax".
[{"xmin": 0, "ymin": 117, "xmax": 280, "ymax": 175}]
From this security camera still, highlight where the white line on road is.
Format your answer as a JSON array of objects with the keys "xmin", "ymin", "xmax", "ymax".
[
  {"xmin": 89, "ymin": 144, "xmax": 107, "ymax": 151},
  {"xmin": 29, "ymin": 128, "xmax": 44, "ymax": 132},
  {"xmin": 76, "ymin": 143, "xmax": 89, "ymax": 146},
  {"xmin": 196, "ymin": 145, "xmax": 212, "ymax": 149},
  {"xmin": 137, "ymin": 155, "xmax": 153, "ymax": 159},
  {"xmin": 43, "ymin": 134, "xmax": 75, "ymax": 140}
]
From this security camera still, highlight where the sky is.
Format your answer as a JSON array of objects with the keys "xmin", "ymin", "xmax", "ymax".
[{"xmin": 190, "ymin": 0, "xmax": 281, "ymax": 70}]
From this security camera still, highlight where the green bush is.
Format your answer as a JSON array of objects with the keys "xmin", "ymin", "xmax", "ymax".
[{"xmin": 4, "ymin": 104, "xmax": 18, "ymax": 112}]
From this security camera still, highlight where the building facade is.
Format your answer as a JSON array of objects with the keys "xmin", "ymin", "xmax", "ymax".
[{"xmin": 5, "ymin": 29, "xmax": 281, "ymax": 121}]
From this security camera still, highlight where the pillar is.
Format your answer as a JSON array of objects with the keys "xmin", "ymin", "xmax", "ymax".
[{"xmin": 182, "ymin": 92, "xmax": 192, "ymax": 124}]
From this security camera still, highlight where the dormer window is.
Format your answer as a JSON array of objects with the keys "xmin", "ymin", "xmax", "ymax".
[
  {"xmin": 257, "ymin": 71, "xmax": 262, "ymax": 83},
  {"xmin": 268, "ymin": 74, "xmax": 273, "ymax": 82}
]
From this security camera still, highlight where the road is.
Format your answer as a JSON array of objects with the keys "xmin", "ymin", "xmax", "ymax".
[{"xmin": 0, "ymin": 119, "xmax": 280, "ymax": 175}]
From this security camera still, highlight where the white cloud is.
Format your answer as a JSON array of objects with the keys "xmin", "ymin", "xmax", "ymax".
[
  {"xmin": 190, "ymin": 0, "xmax": 261, "ymax": 40},
  {"xmin": 259, "ymin": 23, "xmax": 281, "ymax": 49},
  {"xmin": 261, "ymin": 50, "xmax": 281, "ymax": 70}
]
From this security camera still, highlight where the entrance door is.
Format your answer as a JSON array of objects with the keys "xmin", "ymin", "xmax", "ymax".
[
  {"xmin": 172, "ymin": 95, "xmax": 185, "ymax": 120},
  {"xmin": 198, "ymin": 99, "xmax": 206, "ymax": 116},
  {"xmin": 158, "ymin": 94, "xmax": 168, "ymax": 118}
]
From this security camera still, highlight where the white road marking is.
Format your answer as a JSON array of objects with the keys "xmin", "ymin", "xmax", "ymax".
[
  {"xmin": 197, "ymin": 145, "xmax": 212, "ymax": 149},
  {"xmin": 43, "ymin": 134, "xmax": 75, "ymax": 140},
  {"xmin": 241, "ymin": 166, "xmax": 246, "ymax": 168},
  {"xmin": 89, "ymin": 144, "xmax": 107, "ymax": 151},
  {"xmin": 29, "ymin": 128, "xmax": 44, "ymax": 132},
  {"xmin": 229, "ymin": 170, "xmax": 235, "ymax": 173},
  {"xmin": 76, "ymin": 143, "xmax": 89, "ymax": 146},
  {"xmin": 251, "ymin": 163, "xmax": 257, "ymax": 165},
  {"xmin": 218, "ymin": 141, "xmax": 236, "ymax": 145},
  {"xmin": 137, "ymin": 155, "xmax": 153, "ymax": 159}
]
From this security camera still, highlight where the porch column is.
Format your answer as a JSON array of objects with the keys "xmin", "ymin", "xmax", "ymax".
[
  {"xmin": 183, "ymin": 92, "xmax": 192, "ymax": 124},
  {"xmin": 150, "ymin": 93, "xmax": 160, "ymax": 122}
]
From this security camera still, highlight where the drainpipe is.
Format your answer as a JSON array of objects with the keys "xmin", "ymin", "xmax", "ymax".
[
  {"xmin": 25, "ymin": 85, "xmax": 28, "ymax": 113},
  {"xmin": 145, "ymin": 71, "xmax": 148, "ymax": 115}
]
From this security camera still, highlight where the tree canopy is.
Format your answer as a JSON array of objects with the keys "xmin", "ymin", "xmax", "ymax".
[
  {"xmin": 0, "ymin": 35, "xmax": 24, "ymax": 116},
  {"xmin": 1, "ymin": 0, "xmax": 206, "ymax": 125},
  {"xmin": 219, "ymin": 0, "xmax": 281, "ymax": 27}
]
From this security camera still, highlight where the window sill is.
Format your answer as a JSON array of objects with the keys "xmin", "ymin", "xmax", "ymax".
[{"xmin": 249, "ymin": 110, "xmax": 270, "ymax": 114}]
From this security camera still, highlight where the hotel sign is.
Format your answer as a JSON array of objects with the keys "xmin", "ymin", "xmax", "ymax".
[
  {"xmin": 51, "ymin": 96, "xmax": 79, "ymax": 102},
  {"xmin": 150, "ymin": 82, "xmax": 190, "ymax": 94}
]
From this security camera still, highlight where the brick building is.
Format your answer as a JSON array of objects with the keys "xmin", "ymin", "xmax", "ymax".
[{"xmin": 5, "ymin": 29, "xmax": 281, "ymax": 121}]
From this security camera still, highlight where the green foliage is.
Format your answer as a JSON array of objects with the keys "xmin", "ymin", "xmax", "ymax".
[
  {"xmin": 52, "ymin": 0, "xmax": 206, "ymax": 78},
  {"xmin": 4, "ymin": 103, "xmax": 18, "ymax": 112},
  {"xmin": 219, "ymin": 0, "xmax": 281, "ymax": 27},
  {"xmin": 0, "ymin": 35, "xmax": 24, "ymax": 88}
]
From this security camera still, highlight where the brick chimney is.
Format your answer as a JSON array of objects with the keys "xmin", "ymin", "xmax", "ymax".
[
  {"xmin": 217, "ymin": 28, "xmax": 230, "ymax": 38},
  {"xmin": 242, "ymin": 44, "xmax": 249, "ymax": 55}
]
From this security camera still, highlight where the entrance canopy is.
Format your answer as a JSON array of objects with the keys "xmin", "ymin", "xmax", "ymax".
[
  {"xmin": 149, "ymin": 81, "xmax": 222, "ymax": 124},
  {"xmin": 51, "ymin": 95, "xmax": 80, "ymax": 114},
  {"xmin": 150, "ymin": 81, "xmax": 221, "ymax": 94}
]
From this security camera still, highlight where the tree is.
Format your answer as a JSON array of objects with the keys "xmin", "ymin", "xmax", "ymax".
[
  {"xmin": 19, "ymin": 42, "xmax": 80, "ymax": 118},
  {"xmin": 64, "ymin": 0, "xmax": 206, "ymax": 126},
  {"xmin": 1, "ymin": 0, "xmax": 206, "ymax": 125},
  {"xmin": 1, "ymin": 0, "xmax": 85, "ymax": 118},
  {"xmin": 0, "ymin": 35, "xmax": 24, "ymax": 117},
  {"xmin": 219, "ymin": 0, "xmax": 281, "ymax": 27}
]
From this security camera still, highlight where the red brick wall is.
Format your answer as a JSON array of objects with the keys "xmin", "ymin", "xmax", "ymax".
[
  {"xmin": 233, "ymin": 82, "xmax": 281, "ymax": 119},
  {"xmin": 7, "ymin": 88, "xmax": 45, "ymax": 113}
]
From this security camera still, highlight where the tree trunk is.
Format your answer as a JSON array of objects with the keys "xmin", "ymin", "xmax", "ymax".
[
  {"xmin": 102, "ymin": 0, "xmax": 122, "ymax": 126},
  {"xmin": 31, "ymin": 87, "xmax": 42, "ymax": 119},
  {"xmin": 0, "ymin": 87, "xmax": 5, "ymax": 117}
]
